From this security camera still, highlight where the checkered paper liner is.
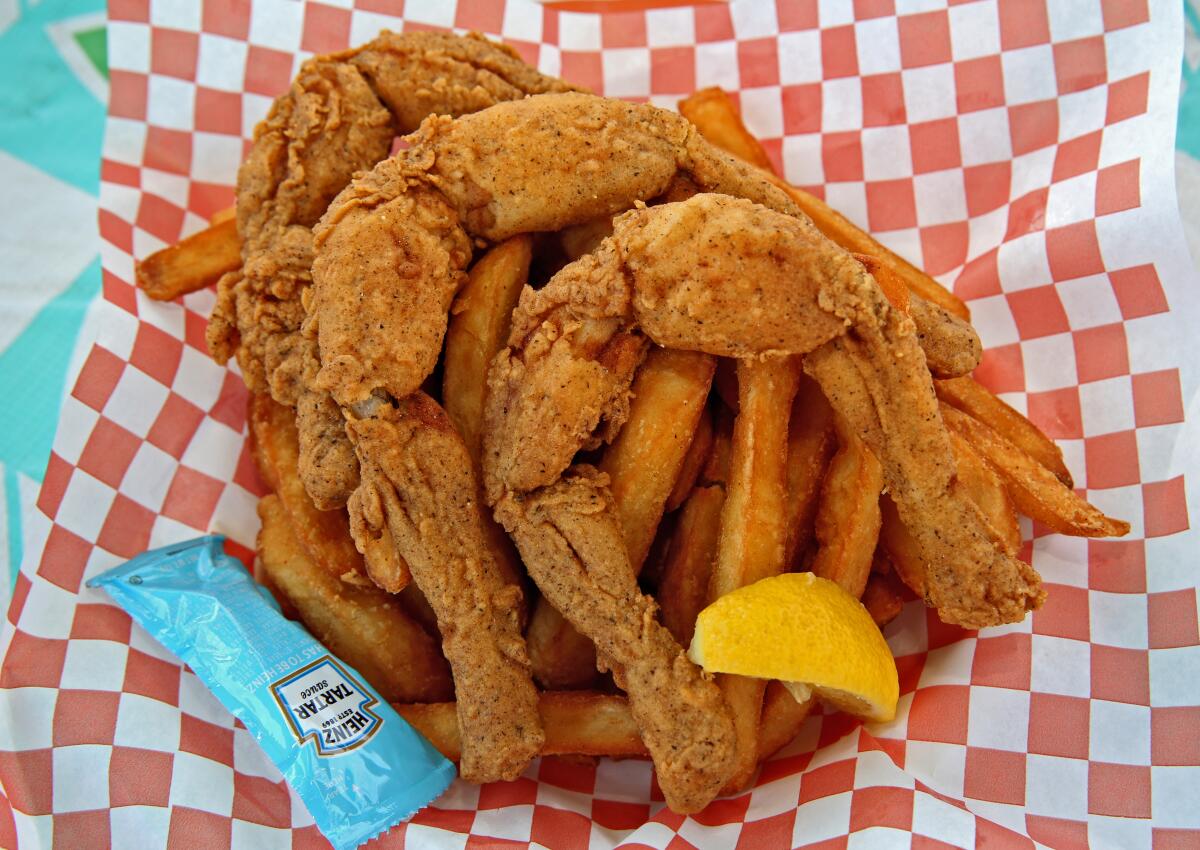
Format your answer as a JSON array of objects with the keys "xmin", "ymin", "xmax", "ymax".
[{"xmin": 1, "ymin": 0, "xmax": 1198, "ymax": 847}]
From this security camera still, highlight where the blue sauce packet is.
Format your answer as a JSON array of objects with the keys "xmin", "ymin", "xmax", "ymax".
[{"xmin": 88, "ymin": 535, "xmax": 456, "ymax": 850}]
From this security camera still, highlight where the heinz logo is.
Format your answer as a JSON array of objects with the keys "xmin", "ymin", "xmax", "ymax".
[{"xmin": 271, "ymin": 657, "xmax": 382, "ymax": 755}]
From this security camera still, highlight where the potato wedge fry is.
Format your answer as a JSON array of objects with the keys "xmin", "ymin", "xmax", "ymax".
[
  {"xmin": 249, "ymin": 393, "xmax": 387, "ymax": 587},
  {"xmin": 666, "ymin": 407, "xmax": 713, "ymax": 512},
  {"xmin": 950, "ymin": 431, "xmax": 1021, "ymax": 554},
  {"xmin": 936, "ymin": 376, "xmax": 1073, "ymax": 487},
  {"xmin": 862, "ymin": 569, "xmax": 905, "ymax": 628},
  {"xmin": 444, "ymin": 235, "xmax": 533, "ymax": 459},
  {"xmin": 396, "ymin": 692, "xmax": 647, "ymax": 762},
  {"xmin": 809, "ymin": 415, "xmax": 885, "ymax": 600},
  {"xmin": 600, "ymin": 348, "xmax": 716, "ymax": 571},
  {"xmin": 757, "ymin": 682, "xmax": 814, "ymax": 763},
  {"xmin": 257, "ymin": 495, "xmax": 452, "ymax": 703},
  {"xmin": 679, "ymin": 87, "xmax": 777, "ymax": 173},
  {"xmin": 709, "ymin": 356, "xmax": 803, "ymax": 792},
  {"xmin": 941, "ymin": 403, "xmax": 1130, "ymax": 538},
  {"xmin": 136, "ymin": 218, "xmax": 240, "ymax": 301},
  {"xmin": 679, "ymin": 86, "xmax": 969, "ymax": 321},
  {"xmin": 782, "ymin": 375, "xmax": 837, "ymax": 568},
  {"xmin": 528, "ymin": 348, "xmax": 716, "ymax": 687}
]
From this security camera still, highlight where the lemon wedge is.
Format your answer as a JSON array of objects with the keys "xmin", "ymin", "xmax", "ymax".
[{"xmin": 688, "ymin": 572, "xmax": 899, "ymax": 722}]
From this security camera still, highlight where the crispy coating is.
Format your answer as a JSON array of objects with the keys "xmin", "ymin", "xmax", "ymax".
[
  {"xmin": 494, "ymin": 467, "xmax": 735, "ymax": 814},
  {"xmin": 909, "ymin": 293, "xmax": 983, "ymax": 378},
  {"xmin": 484, "ymin": 195, "xmax": 851, "ymax": 501},
  {"xmin": 208, "ymin": 33, "xmax": 575, "ymax": 508},
  {"xmin": 484, "ymin": 193, "xmax": 1044, "ymax": 631},
  {"xmin": 311, "ymin": 92, "xmax": 796, "ymax": 409},
  {"xmin": 346, "ymin": 393, "xmax": 543, "ymax": 782}
]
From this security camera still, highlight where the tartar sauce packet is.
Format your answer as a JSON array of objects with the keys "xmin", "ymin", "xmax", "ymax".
[{"xmin": 87, "ymin": 535, "xmax": 456, "ymax": 850}]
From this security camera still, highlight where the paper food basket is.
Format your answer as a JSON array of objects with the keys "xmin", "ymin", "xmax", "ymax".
[{"xmin": 1, "ymin": 1, "xmax": 1198, "ymax": 847}]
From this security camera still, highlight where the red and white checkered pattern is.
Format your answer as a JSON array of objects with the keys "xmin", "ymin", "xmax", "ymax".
[{"xmin": 2, "ymin": 0, "xmax": 1198, "ymax": 847}]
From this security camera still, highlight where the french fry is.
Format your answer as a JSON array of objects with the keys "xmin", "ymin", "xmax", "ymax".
[
  {"xmin": 862, "ymin": 568, "xmax": 905, "ymax": 628},
  {"xmin": 257, "ymin": 495, "xmax": 452, "ymax": 703},
  {"xmin": 135, "ymin": 217, "xmax": 241, "ymax": 301},
  {"xmin": 778, "ymin": 182, "xmax": 970, "ymax": 320},
  {"xmin": 678, "ymin": 87, "xmax": 777, "ymax": 173},
  {"xmin": 249, "ymin": 393, "xmax": 387, "ymax": 587},
  {"xmin": 443, "ymin": 235, "xmax": 533, "ymax": 459},
  {"xmin": 678, "ymin": 86, "xmax": 970, "ymax": 321},
  {"xmin": 528, "ymin": 348, "xmax": 716, "ymax": 687},
  {"xmin": 782, "ymin": 375, "xmax": 837, "ymax": 568},
  {"xmin": 878, "ymin": 495, "xmax": 927, "ymax": 599},
  {"xmin": 396, "ymin": 692, "xmax": 647, "ymax": 762},
  {"xmin": 526, "ymin": 602, "xmax": 599, "ymax": 690},
  {"xmin": 560, "ymin": 215, "xmax": 615, "ymax": 261},
  {"xmin": 439, "ymin": 235, "xmax": 532, "ymax": 620},
  {"xmin": 809, "ymin": 415, "xmax": 885, "ymax": 600},
  {"xmin": 936, "ymin": 376, "xmax": 1073, "ymax": 486},
  {"xmin": 659, "ymin": 485, "xmax": 724, "ymax": 647},
  {"xmin": 599, "ymin": 348, "xmax": 717, "ymax": 571},
  {"xmin": 659, "ymin": 413, "xmax": 733, "ymax": 647},
  {"xmin": 708, "ymin": 356, "xmax": 803, "ymax": 792},
  {"xmin": 950, "ymin": 431, "xmax": 1021, "ymax": 554},
  {"xmin": 878, "ymin": 433, "xmax": 1024, "ymax": 601},
  {"xmin": 756, "ymin": 682, "xmax": 814, "ymax": 763},
  {"xmin": 210, "ymin": 205, "xmax": 236, "ymax": 226},
  {"xmin": 853, "ymin": 253, "xmax": 909, "ymax": 315},
  {"xmin": 941, "ymin": 403, "xmax": 1130, "ymax": 538},
  {"xmin": 665, "ymin": 406, "xmax": 712, "ymax": 512}
]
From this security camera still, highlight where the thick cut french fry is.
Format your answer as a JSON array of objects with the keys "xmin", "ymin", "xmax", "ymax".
[
  {"xmin": 809, "ymin": 415, "xmax": 885, "ymax": 600},
  {"xmin": 257, "ymin": 495, "xmax": 452, "ymax": 703},
  {"xmin": 528, "ymin": 347, "xmax": 715, "ymax": 687},
  {"xmin": 679, "ymin": 87, "xmax": 777, "ymax": 173},
  {"xmin": 599, "ymin": 348, "xmax": 717, "ymax": 571},
  {"xmin": 782, "ymin": 375, "xmax": 837, "ymax": 568},
  {"xmin": 136, "ymin": 218, "xmax": 241, "ymax": 301},
  {"xmin": 444, "ymin": 235, "xmax": 533, "ymax": 459},
  {"xmin": 950, "ymin": 431, "xmax": 1021, "ymax": 554},
  {"xmin": 756, "ymin": 682, "xmax": 814, "ymax": 763},
  {"xmin": 525, "ymin": 602, "xmax": 599, "ymax": 690},
  {"xmin": 778, "ymin": 182, "xmax": 970, "ymax": 320},
  {"xmin": 439, "ymin": 236, "xmax": 531, "ymax": 622},
  {"xmin": 678, "ymin": 87, "xmax": 970, "ymax": 321},
  {"xmin": 659, "ymin": 484, "xmax": 724, "ymax": 647},
  {"xmin": 666, "ymin": 407, "xmax": 713, "ymax": 512},
  {"xmin": 878, "ymin": 433, "xmax": 1022, "ymax": 602},
  {"xmin": 659, "ymin": 413, "xmax": 733, "ymax": 646},
  {"xmin": 862, "ymin": 569, "xmax": 905, "ymax": 628},
  {"xmin": 941, "ymin": 404, "xmax": 1130, "ymax": 538},
  {"xmin": 879, "ymin": 495, "xmax": 927, "ymax": 599},
  {"xmin": 853, "ymin": 253, "xmax": 909, "ymax": 315},
  {"xmin": 396, "ymin": 692, "xmax": 647, "ymax": 762},
  {"xmin": 560, "ymin": 215, "xmax": 615, "ymax": 261},
  {"xmin": 708, "ymin": 356, "xmax": 803, "ymax": 793},
  {"xmin": 249, "ymin": 393, "xmax": 387, "ymax": 587},
  {"xmin": 936, "ymin": 376, "xmax": 1073, "ymax": 487},
  {"xmin": 210, "ymin": 205, "xmax": 236, "ymax": 226}
]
